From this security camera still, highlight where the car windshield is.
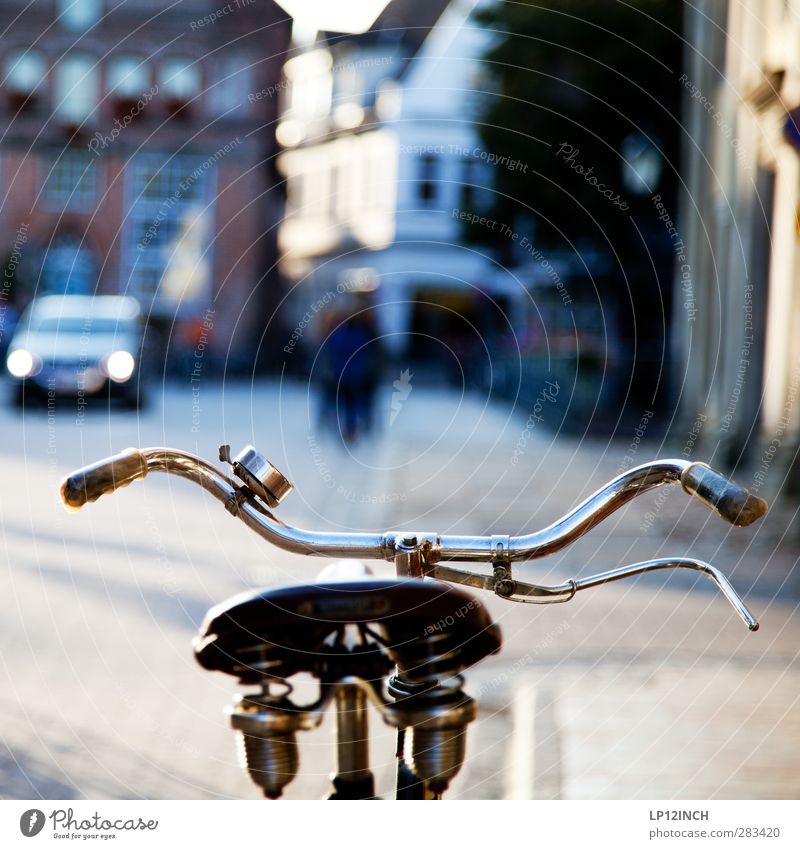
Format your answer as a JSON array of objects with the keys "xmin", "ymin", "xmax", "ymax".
[{"xmin": 30, "ymin": 317, "xmax": 131, "ymax": 334}]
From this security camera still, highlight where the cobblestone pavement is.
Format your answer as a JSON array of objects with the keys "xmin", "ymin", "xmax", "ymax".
[{"xmin": 1, "ymin": 377, "xmax": 797, "ymax": 800}]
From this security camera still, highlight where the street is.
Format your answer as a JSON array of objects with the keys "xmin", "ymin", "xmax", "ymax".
[{"xmin": 1, "ymin": 376, "xmax": 798, "ymax": 800}]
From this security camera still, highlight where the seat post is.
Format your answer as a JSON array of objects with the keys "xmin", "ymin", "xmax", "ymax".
[
  {"xmin": 392, "ymin": 536, "xmax": 438, "ymax": 799},
  {"xmin": 329, "ymin": 684, "xmax": 375, "ymax": 800},
  {"xmin": 390, "ymin": 676, "xmax": 439, "ymax": 800}
]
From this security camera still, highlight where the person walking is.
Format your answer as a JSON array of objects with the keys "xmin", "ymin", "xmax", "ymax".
[{"xmin": 325, "ymin": 311, "xmax": 379, "ymax": 443}]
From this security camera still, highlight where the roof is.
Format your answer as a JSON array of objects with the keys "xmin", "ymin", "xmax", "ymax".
[{"xmin": 322, "ymin": 0, "xmax": 451, "ymax": 71}]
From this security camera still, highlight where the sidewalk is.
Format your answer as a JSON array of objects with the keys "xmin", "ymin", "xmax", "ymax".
[
  {"xmin": 1, "ymin": 378, "xmax": 797, "ymax": 800},
  {"xmin": 367, "ymin": 385, "xmax": 800, "ymax": 799}
]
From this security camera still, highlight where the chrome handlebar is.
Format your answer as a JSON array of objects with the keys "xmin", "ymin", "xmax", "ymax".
[{"xmin": 59, "ymin": 445, "xmax": 767, "ymax": 631}]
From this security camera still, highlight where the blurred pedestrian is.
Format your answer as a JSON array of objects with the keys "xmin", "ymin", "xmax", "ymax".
[
  {"xmin": 315, "ymin": 309, "xmax": 341, "ymax": 433},
  {"xmin": 350, "ymin": 311, "xmax": 380, "ymax": 436},
  {"xmin": 322, "ymin": 311, "xmax": 379, "ymax": 443}
]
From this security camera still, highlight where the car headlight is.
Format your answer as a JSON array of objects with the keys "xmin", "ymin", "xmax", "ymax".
[
  {"xmin": 105, "ymin": 350, "xmax": 136, "ymax": 382},
  {"xmin": 7, "ymin": 349, "xmax": 36, "ymax": 378}
]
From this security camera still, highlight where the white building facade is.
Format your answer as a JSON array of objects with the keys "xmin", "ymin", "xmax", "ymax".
[
  {"xmin": 276, "ymin": 0, "xmax": 528, "ymax": 360},
  {"xmin": 679, "ymin": 0, "xmax": 800, "ymax": 490}
]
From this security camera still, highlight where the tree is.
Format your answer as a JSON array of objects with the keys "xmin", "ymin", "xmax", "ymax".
[
  {"xmin": 472, "ymin": 0, "xmax": 682, "ymax": 252},
  {"xmin": 470, "ymin": 0, "xmax": 684, "ymax": 415}
]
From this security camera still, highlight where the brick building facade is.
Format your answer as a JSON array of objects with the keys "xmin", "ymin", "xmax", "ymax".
[{"xmin": 0, "ymin": 0, "xmax": 290, "ymax": 369}]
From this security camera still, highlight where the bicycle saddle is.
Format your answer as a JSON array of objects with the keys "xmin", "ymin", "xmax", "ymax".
[{"xmin": 194, "ymin": 578, "xmax": 502, "ymax": 685}]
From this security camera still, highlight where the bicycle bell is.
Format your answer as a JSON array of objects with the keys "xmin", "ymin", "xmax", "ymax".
[{"xmin": 222, "ymin": 444, "xmax": 293, "ymax": 508}]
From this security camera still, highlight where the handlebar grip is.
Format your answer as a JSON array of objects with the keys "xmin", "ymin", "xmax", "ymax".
[
  {"xmin": 59, "ymin": 448, "xmax": 148, "ymax": 511},
  {"xmin": 680, "ymin": 462, "xmax": 768, "ymax": 527}
]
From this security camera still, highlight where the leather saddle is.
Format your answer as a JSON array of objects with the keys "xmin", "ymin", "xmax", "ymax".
[{"xmin": 194, "ymin": 578, "xmax": 502, "ymax": 684}]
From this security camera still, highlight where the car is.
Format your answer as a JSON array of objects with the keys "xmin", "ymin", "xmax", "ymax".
[{"xmin": 5, "ymin": 295, "xmax": 146, "ymax": 408}]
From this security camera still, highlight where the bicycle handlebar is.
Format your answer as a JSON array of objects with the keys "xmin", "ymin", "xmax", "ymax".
[
  {"xmin": 59, "ymin": 446, "xmax": 767, "ymax": 629},
  {"xmin": 680, "ymin": 462, "xmax": 767, "ymax": 526},
  {"xmin": 60, "ymin": 447, "xmax": 148, "ymax": 510},
  {"xmin": 59, "ymin": 447, "xmax": 767, "ymax": 539}
]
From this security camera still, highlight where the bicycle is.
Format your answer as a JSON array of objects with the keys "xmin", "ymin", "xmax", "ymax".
[{"xmin": 60, "ymin": 444, "xmax": 768, "ymax": 800}]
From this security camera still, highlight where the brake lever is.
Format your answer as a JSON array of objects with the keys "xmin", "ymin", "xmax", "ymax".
[{"xmin": 430, "ymin": 558, "xmax": 759, "ymax": 631}]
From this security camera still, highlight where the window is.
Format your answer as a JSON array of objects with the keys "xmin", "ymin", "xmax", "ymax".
[
  {"xmin": 108, "ymin": 55, "xmax": 149, "ymax": 98},
  {"xmin": 4, "ymin": 49, "xmax": 47, "ymax": 112},
  {"xmin": 40, "ymin": 237, "xmax": 96, "ymax": 295},
  {"xmin": 57, "ymin": 0, "xmax": 101, "ymax": 31},
  {"xmin": 307, "ymin": 166, "xmax": 327, "ymax": 218},
  {"xmin": 285, "ymin": 174, "xmax": 303, "ymax": 216},
  {"xmin": 5, "ymin": 49, "xmax": 47, "ymax": 95},
  {"xmin": 418, "ymin": 154, "xmax": 438, "ymax": 204},
  {"xmin": 367, "ymin": 145, "xmax": 389, "ymax": 212},
  {"xmin": 54, "ymin": 53, "xmax": 98, "ymax": 123},
  {"xmin": 207, "ymin": 56, "xmax": 251, "ymax": 119},
  {"xmin": 123, "ymin": 155, "xmax": 213, "ymax": 303},
  {"xmin": 285, "ymin": 50, "xmax": 332, "ymax": 123},
  {"xmin": 138, "ymin": 158, "xmax": 205, "ymax": 204},
  {"xmin": 44, "ymin": 153, "xmax": 97, "ymax": 208},
  {"xmin": 329, "ymin": 164, "xmax": 340, "ymax": 220},
  {"xmin": 461, "ymin": 157, "xmax": 476, "ymax": 207},
  {"xmin": 159, "ymin": 58, "xmax": 200, "ymax": 102}
]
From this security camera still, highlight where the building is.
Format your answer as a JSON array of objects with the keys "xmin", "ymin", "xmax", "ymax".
[
  {"xmin": 0, "ymin": 0, "xmax": 290, "ymax": 368},
  {"xmin": 678, "ymin": 0, "xmax": 800, "ymax": 491},
  {"xmin": 275, "ymin": 0, "xmax": 534, "ymax": 378}
]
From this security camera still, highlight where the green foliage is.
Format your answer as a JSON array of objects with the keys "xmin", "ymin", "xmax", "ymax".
[{"xmin": 471, "ymin": 0, "xmax": 683, "ymax": 251}]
